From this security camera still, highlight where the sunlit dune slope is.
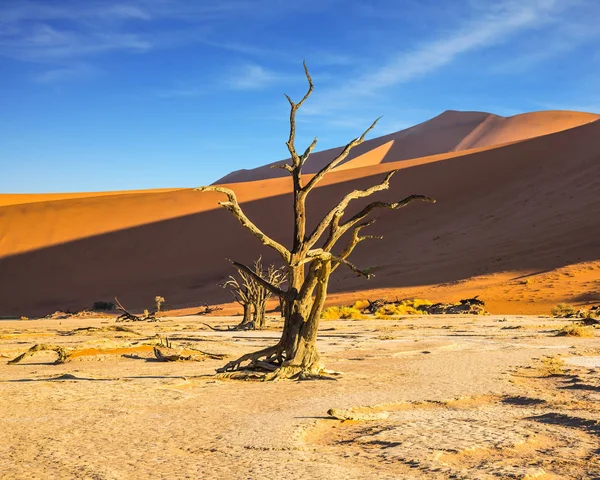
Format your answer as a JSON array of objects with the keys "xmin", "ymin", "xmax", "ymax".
[
  {"xmin": 216, "ymin": 110, "xmax": 599, "ymax": 183},
  {"xmin": 0, "ymin": 188, "xmax": 182, "ymax": 208},
  {"xmin": 1, "ymin": 115, "xmax": 599, "ymax": 317}
]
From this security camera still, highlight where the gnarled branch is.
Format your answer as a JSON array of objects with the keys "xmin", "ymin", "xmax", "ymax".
[
  {"xmin": 340, "ymin": 195, "xmax": 436, "ymax": 234},
  {"xmin": 195, "ymin": 186, "xmax": 291, "ymax": 263},
  {"xmin": 271, "ymin": 163, "xmax": 294, "ymax": 172},
  {"xmin": 331, "ymin": 220, "xmax": 380, "ymax": 276},
  {"xmin": 306, "ymin": 170, "xmax": 397, "ymax": 251},
  {"xmin": 230, "ymin": 260, "xmax": 287, "ymax": 299},
  {"xmin": 303, "ymin": 117, "xmax": 381, "ymax": 193},
  {"xmin": 299, "ymin": 137, "xmax": 318, "ymax": 168},
  {"xmin": 285, "ymin": 61, "xmax": 314, "ymax": 169}
]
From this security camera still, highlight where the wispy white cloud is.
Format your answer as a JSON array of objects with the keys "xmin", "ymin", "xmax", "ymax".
[
  {"xmin": 226, "ymin": 64, "xmax": 289, "ymax": 91},
  {"xmin": 0, "ymin": 0, "xmax": 333, "ymax": 80},
  {"xmin": 156, "ymin": 86, "xmax": 207, "ymax": 99},
  {"xmin": 34, "ymin": 63, "xmax": 97, "ymax": 83},
  {"xmin": 303, "ymin": 0, "xmax": 569, "ymax": 116}
]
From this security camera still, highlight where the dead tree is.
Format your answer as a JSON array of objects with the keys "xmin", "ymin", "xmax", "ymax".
[
  {"xmin": 223, "ymin": 272, "xmax": 254, "ymax": 328},
  {"xmin": 223, "ymin": 258, "xmax": 287, "ymax": 330},
  {"xmin": 245, "ymin": 259, "xmax": 287, "ymax": 329},
  {"xmin": 196, "ymin": 62, "xmax": 435, "ymax": 380},
  {"xmin": 114, "ymin": 297, "xmax": 157, "ymax": 322}
]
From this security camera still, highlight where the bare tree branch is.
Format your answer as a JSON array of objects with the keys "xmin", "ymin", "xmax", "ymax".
[
  {"xmin": 331, "ymin": 221, "xmax": 379, "ymax": 276},
  {"xmin": 222, "ymin": 275, "xmax": 250, "ymax": 306},
  {"xmin": 195, "ymin": 185, "xmax": 291, "ymax": 263},
  {"xmin": 230, "ymin": 260, "xmax": 287, "ymax": 298},
  {"xmin": 305, "ymin": 170, "xmax": 397, "ymax": 251},
  {"xmin": 299, "ymin": 137, "xmax": 318, "ymax": 168},
  {"xmin": 271, "ymin": 163, "xmax": 294, "ymax": 172},
  {"xmin": 303, "ymin": 117, "xmax": 381, "ymax": 193},
  {"xmin": 340, "ymin": 195, "xmax": 436, "ymax": 234},
  {"xmin": 331, "ymin": 255, "xmax": 372, "ymax": 278},
  {"xmin": 285, "ymin": 61, "xmax": 314, "ymax": 168}
]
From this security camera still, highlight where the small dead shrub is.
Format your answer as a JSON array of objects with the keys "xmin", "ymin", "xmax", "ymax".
[
  {"xmin": 155, "ymin": 296, "xmax": 166, "ymax": 313},
  {"xmin": 541, "ymin": 356, "xmax": 565, "ymax": 376},
  {"xmin": 551, "ymin": 303, "xmax": 576, "ymax": 317},
  {"xmin": 558, "ymin": 324, "xmax": 595, "ymax": 338}
]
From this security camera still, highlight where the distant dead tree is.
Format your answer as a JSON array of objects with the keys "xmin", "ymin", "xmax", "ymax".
[
  {"xmin": 114, "ymin": 297, "xmax": 157, "ymax": 322},
  {"xmin": 196, "ymin": 62, "xmax": 435, "ymax": 380},
  {"xmin": 223, "ymin": 258, "xmax": 286, "ymax": 330},
  {"xmin": 155, "ymin": 296, "xmax": 165, "ymax": 313}
]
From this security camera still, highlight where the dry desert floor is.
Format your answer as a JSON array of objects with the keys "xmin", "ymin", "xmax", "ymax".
[{"xmin": 1, "ymin": 314, "xmax": 599, "ymax": 479}]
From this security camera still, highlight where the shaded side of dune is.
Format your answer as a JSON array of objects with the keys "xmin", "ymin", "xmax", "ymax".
[{"xmin": 1, "ymin": 119, "xmax": 599, "ymax": 317}]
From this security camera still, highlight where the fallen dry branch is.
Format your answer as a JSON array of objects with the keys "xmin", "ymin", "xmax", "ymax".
[
  {"xmin": 200, "ymin": 322, "xmax": 237, "ymax": 332},
  {"xmin": 327, "ymin": 408, "xmax": 390, "ymax": 421},
  {"xmin": 114, "ymin": 297, "xmax": 157, "ymax": 322},
  {"xmin": 153, "ymin": 337, "xmax": 226, "ymax": 362},
  {"xmin": 8, "ymin": 344, "xmax": 69, "ymax": 365},
  {"xmin": 195, "ymin": 304, "xmax": 223, "ymax": 316},
  {"xmin": 61, "ymin": 325, "xmax": 142, "ymax": 336}
]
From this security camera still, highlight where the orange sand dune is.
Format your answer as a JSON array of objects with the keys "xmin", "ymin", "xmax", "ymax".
[
  {"xmin": 1, "ymin": 112, "xmax": 599, "ymax": 317},
  {"xmin": 0, "ymin": 188, "xmax": 182, "ymax": 208},
  {"xmin": 216, "ymin": 110, "xmax": 599, "ymax": 183}
]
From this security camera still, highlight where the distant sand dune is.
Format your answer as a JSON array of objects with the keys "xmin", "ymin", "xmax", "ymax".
[
  {"xmin": 0, "ymin": 188, "xmax": 182, "ymax": 208},
  {"xmin": 1, "ymin": 110, "xmax": 599, "ymax": 317},
  {"xmin": 215, "ymin": 110, "xmax": 599, "ymax": 184}
]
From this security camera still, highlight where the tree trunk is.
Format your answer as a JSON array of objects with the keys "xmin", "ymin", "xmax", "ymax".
[
  {"xmin": 254, "ymin": 301, "xmax": 266, "ymax": 329},
  {"xmin": 267, "ymin": 261, "xmax": 329, "ymax": 378},
  {"xmin": 236, "ymin": 303, "xmax": 254, "ymax": 329},
  {"xmin": 216, "ymin": 262, "xmax": 331, "ymax": 379}
]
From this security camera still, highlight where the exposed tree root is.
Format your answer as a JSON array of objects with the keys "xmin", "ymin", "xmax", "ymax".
[
  {"xmin": 153, "ymin": 337, "xmax": 226, "ymax": 362},
  {"xmin": 8, "ymin": 344, "xmax": 69, "ymax": 365},
  {"xmin": 201, "ymin": 321, "xmax": 259, "ymax": 332},
  {"xmin": 327, "ymin": 408, "xmax": 390, "ymax": 421},
  {"xmin": 216, "ymin": 344, "xmax": 282, "ymax": 373},
  {"xmin": 215, "ymin": 344, "xmax": 340, "ymax": 381}
]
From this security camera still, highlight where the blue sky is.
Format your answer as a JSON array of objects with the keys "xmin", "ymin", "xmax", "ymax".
[{"xmin": 1, "ymin": 0, "xmax": 599, "ymax": 193}]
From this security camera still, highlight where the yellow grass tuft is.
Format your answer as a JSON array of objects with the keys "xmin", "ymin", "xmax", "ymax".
[
  {"xmin": 541, "ymin": 356, "xmax": 565, "ymax": 375},
  {"xmin": 375, "ymin": 299, "xmax": 431, "ymax": 317},
  {"xmin": 352, "ymin": 299, "xmax": 370, "ymax": 310},
  {"xmin": 410, "ymin": 298, "xmax": 433, "ymax": 309},
  {"xmin": 558, "ymin": 324, "xmax": 595, "ymax": 337},
  {"xmin": 321, "ymin": 306, "xmax": 365, "ymax": 320},
  {"xmin": 551, "ymin": 303, "xmax": 576, "ymax": 317}
]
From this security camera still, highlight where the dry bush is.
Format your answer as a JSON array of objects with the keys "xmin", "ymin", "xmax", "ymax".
[
  {"xmin": 558, "ymin": 324, "xmax": 595, "ymax": 337},
  {"xmin": 155, "ymin": 296, "xmax": 166, "ymax": 312},
  {"xmin": 551, "ymin": 303, "xmax": 576, "ymax": 317},
  {"xmin": 352, "ymin": 299, "xmax": 370, "ymax": 310},
  {"xmin": 541, "ymin": 356, "xmax": 565, "ymax": 375},
  {"xmin": 376, "ymin": 299, "xmax": 431, "ymax": 317},
  {"xmin": 410, "ymin": 298, "xmax": 433, "ymax": 309},
  {"xmin": 321, "ymin": 306, "xmax": 365, "ymax": 320},
  {"xmin": 377, "ymin": 304, "xmax": 418, "ymax": 316}
]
